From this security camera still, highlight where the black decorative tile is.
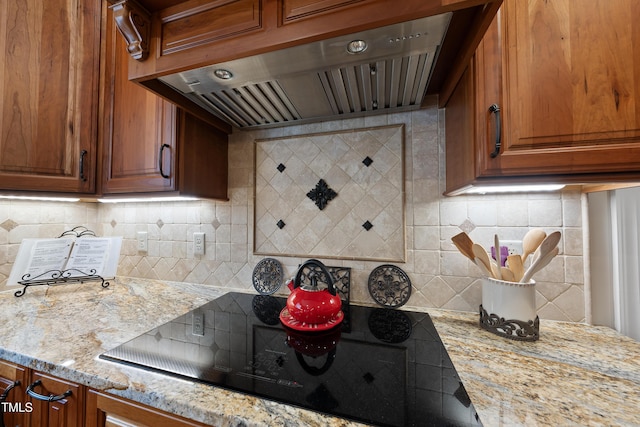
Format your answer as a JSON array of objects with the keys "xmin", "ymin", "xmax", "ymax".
[
  {"xmin": 362, "ymin": 220, "xmax": 373, "ymax": 231},
  {"xmin": 277, "ymin": 220, "xmax": 286, "ymax": 229},
  {"xmin": 277, "ymin": 163, "xmax": 286, "ymax": 173},
  {"xmin": 362, "ymin": 156, "xmax": 373, "ymax": 167},
  {"xmin": 307, "ymin": 179, "xmax": 337, "ymax": 211}
]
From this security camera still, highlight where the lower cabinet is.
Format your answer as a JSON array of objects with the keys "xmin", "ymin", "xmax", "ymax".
[
  {"xmin": 0, "ymin": 360, "xmax": 29, "ymax": 427},
  {"xmin": 0, "ymin": 361, "xmax": 209, "ymax": 427},
  {"xmin": 27, "ymin": 372, "xmax": 84, "ymax": 427},
  {"xmin": 85, "ymin": 390, "xmax": 208, "ymax": 427}
]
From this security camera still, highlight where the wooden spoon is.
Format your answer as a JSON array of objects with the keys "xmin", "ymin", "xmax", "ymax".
[
  {"xmin": 521, "ymin": 246, "xmax": 559, "ymax": 283},
  {"xmin": 507, "ymin": 254, "xmax": 525, "ymax": 282},
  {"xmin": 521, "ymin": 228, "xmax": 546, "ymax": 263},
  {"xmin": 474, "ymin": 257, "xmax": 493, "ymax": 277},
  {"xmin": 472, "ymin": 244, "xmax": 494, "ymax": 278},
  {"xmin": 451, "ymin": 232, "xmax": 475, "ymax": 261},
  {"xmin": 531, "ymin": 231, "xmax": 561, "ymax": 264}
]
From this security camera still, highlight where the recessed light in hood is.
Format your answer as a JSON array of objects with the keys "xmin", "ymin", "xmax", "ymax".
[
  {"xmin": 346, "ymin": 40, "xmax": 368, "ymax": 54},
  {"xmin": 158, "ymin": 13, "xmax": 451, "ymax": 129}
]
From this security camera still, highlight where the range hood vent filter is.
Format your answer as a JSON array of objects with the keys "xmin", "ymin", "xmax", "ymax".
[
  {"xmin": 199, "ymin": 81, "xmax": 301, "ymax": 128},
  {"xmin": 319, "ymin": 53, "xmax": 433, "ymax": 116}
]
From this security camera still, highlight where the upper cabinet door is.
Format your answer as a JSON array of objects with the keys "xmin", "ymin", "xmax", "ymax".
[
  {"xmin": 483, "ymin": 0, "xmax": 640, "ymax": 177},
  {"xmin": 0, "ymin": 0, "xmax": 100, "ymax": 193},
  {"xmin": 100, "ymin": 4, "xmax": 178, "ymax": 195}
]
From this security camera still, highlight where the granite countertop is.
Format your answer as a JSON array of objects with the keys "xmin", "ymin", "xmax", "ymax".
[{"xmin": 1, "ymin": 278, "xmax": 639, "ymax": 426}]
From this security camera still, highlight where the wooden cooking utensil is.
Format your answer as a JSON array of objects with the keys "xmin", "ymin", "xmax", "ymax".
[
  {"xmin": 451, "ymin": 232, "xmax": 475, "ymax": 261},
  {"xmin": 521, "ymin": 228, "xmax": 546, "ymax": 263},
  {"xmin": 507, "ymin": 254, "xmax": 525, "ymax": 282},
  {"xmin": 474, "ymin": 257, "xmax": 493, "ymax": 277},
  {"xmin": 521, "ymin": 246, "xmax": 559, "ymax": 283},
  {"xmin": 472, "ymin": 244, "xmax": 494, "ymax": 278},
  {"xmin": 530, "ymin": 231, "xmax": 561, "ymax": 264},
  {"xmin": 500, "ymin": 267, "xmax": 515, "ymax": 282}
]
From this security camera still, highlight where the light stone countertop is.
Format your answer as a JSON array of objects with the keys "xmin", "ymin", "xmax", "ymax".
[{"xmin": 1, "ymin": 278, "xmax": 638, "ymax": 426}]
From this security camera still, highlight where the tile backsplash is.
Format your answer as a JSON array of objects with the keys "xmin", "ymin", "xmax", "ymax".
[
  {"xmin": 0, "ymin": 106, "xmax": 585, "ymax": 322},
  {"xmin": 255, "ymin": 124, "xmax": 405, "ymax": 261}
]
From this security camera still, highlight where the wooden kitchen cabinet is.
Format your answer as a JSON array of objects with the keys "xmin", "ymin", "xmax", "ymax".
[
  {"xmin": 27, "ymin": 371, "xmax": 84, "ymax": 427},
  {"xmin": 86, "ymin": 389, "xmax": 209, "ymax": 427},
  {"xmin": 445, "ymin": 0, "xmax": 640, "ymax": 195},
  {"xmin": 0, "ymin": 360, "xmax": 29, "ymax": 427},
  {"xmin": 100, "ymin": 3, "xmax": 228, "ymax": 199},
  {"xmin": 0, "ymin": 0, "xmax": 100, "ymax": 194}
]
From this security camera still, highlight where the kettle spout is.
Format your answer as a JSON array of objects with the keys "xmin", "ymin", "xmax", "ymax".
[{"xmin": 286, "ymin": 278, "xmax": 295, "ymax": 292}]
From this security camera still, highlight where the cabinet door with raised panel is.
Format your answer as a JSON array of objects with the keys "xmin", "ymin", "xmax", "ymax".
[
  {"xmin": 0, "ymin": 360, "xmax": 29, "ymax": 427},
  {"xmin": 27, "ymin": 372, "xmax": 84, "ymax": 427},
  {"xmin": 484, "ymin": 0, "xmax": 640, "ymax": 177},
  {"xmin": 86, "ymin": 389, "xmax": 208, "ymax": 427},
  {"xmin": 101, "ymin": 4, "xmax": 177, "ymax": 195},
  {"xmin": 0, "ymin": 0, "xmax": 99, "ymax": 193}
]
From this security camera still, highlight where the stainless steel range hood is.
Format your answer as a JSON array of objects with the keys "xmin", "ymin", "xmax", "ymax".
[{"xmin": 158, "ymin": 13, "xmax": 451, "ymax": 129}]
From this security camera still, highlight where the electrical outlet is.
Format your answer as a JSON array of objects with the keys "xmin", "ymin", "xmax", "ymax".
[
  {"xmin": 136, "ymin": 231, "xmax": 148, "ymax": 252},
  {"xmin": 192, "ymin": 311, "xmax": 205, "ymax": 336},
  {"xmin": 193, "ymin": 232, "xmax": 205, "ymax": 255},
  {"xmin": 502, "ymin": 240, "xmax": 522, "ymax": 257}
]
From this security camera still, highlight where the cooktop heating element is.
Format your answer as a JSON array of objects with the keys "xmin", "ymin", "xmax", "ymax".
[{"xmin": 101, "ymin": 292, "xmax": 482, "ymax": 426}]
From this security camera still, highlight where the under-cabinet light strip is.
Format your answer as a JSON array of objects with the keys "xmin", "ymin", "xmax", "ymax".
[
  {"xmin": 462, "ymin": 184, "xmax": 565, "ymax": 195},
  {"xmin": 97, "ymin": 196, "xmax": 199, "ymax": 203},
  {"xmin": 0, "ymin": 195, "xmax": 80, "ymax": 202}
]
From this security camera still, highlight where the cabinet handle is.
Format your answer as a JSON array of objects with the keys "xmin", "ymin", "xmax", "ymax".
[
  {"xmin": 488, "ymin": 104, "xmax": 501, "ymax": 158},
  {"xmin": 25, "ymin": 380, "xmax": 72, "ymax": 402},
  {"xmin": 159, "ymin": 144, "xmax": 170, "ymax": 179},
  {"xmin": 79, "ymin": 149, "xmax": 88, "ymax": 181},
  {"xmin": 0, "ymin": 380, "xmax": 19, "ymax": 427},
  {"xmin": 1, "ymin": 380, "xmax": 19, "ymax": 401}
]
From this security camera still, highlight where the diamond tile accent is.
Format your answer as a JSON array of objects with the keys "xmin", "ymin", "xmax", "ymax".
[
  {"xmin": 110, "ymin": 219, "xmax": 117, "ymax": 228},
  {"xmin": 362, "ymin": 156, "xmax": 373, "ymax": 167},
  {"xmin": 362, "ymin": 220, "xmax": 373, "ymax": 231},
  {"xmin": 459, "ymin": 219, "xmax": 476, "ymax": 234},
  {"xmin": 156, "ymin": 219, "xmax": 165, "ymax": 229},
  {"xmin": 0, "ymin": 219, "xmax": 18, "ymax": 232},
  {"xmin": 277, "ymin": 163, "xmax": 286, "ymax": 173},
  {"xmin": 277, "ymin": 220, "xmax": 286, "ymax": 229},
  {"xmin": 212, "ymin": 218, "xmax": 221, "ymax": 229}
]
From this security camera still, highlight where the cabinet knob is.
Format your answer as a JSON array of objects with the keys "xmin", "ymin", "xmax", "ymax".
[{"xmin": 488, "ymin": 104, "xmax": 501, "ymax": 158}]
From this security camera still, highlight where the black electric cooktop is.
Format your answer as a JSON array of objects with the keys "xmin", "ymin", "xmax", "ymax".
[{"xmin": 101, "ymin": 292, "xmax": 482, "ymax": 427}]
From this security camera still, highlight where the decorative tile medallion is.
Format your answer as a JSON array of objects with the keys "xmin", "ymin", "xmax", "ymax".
[
  {"xmin": 307, "ymin": 179, "xmax": 337, "ymax": 210},
  {"xmin": 254, "ymin": 124, "xmax": 405, "ymax": 262}
]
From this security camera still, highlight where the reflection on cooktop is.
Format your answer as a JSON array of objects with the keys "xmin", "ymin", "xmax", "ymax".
[{"xmin": 101, "ymin": 292, "xmax": 482, "ymax": 427}]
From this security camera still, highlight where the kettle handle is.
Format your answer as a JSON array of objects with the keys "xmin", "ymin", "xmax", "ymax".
[{"xmin": 293, "ymin": 259, "xmax": 336, "ymax": 296}]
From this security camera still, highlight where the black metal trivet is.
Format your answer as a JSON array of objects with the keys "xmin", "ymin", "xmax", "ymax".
[
  {"xmin": 367, "ymin": 264, "xmax": 412, "ymax": 308},
  {"xmin": 252, "ymin": 258, "xmax": 284, "ymax": 295}
]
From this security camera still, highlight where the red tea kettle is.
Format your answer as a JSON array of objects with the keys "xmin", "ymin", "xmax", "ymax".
[{"xmin": 279, "ymin": 259, "xmax": 343, "ymax": 329}]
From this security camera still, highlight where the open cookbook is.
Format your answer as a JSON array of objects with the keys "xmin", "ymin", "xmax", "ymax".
[{"xmin": 7, "ymin": 236, "xmax": 122, "ymax": 287}]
